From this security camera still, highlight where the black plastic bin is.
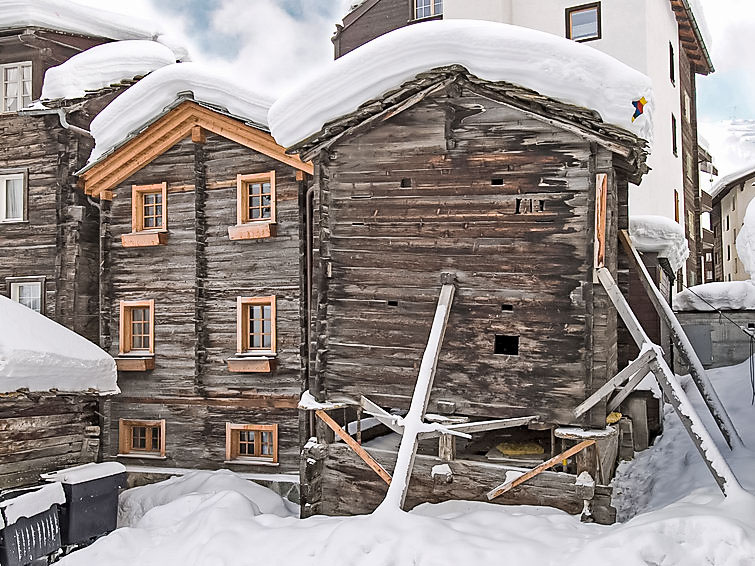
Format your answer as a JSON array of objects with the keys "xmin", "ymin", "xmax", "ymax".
[
  {"xmin": 42, "ymin": 464, "xmax": 126, "ymax": 547},
  {"xmin": 0, "ymin": 487, "xmax": 62, "ymax": 566}
]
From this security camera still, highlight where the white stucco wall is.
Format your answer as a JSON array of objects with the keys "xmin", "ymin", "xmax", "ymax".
[{"xmin": 721, "ymin": 178, "xmax": 755, "ymax": 281}]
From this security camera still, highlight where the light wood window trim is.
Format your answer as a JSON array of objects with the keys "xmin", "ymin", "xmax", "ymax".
[
  {"xmin": 119, "ymin": 299, "xmax": 155, "ymax": 355},
  {"xmin": 225, "ymin": 423, "xmax": 278, "ymax": 463},
  {"xmin": 236, "ymin": 296, "xmax": 276, "ymax": 354},
  {"xmin": 131, "ymin": 183, "xmax": 167, "ymax": 233},
  {"xmin": 237, "ymin": 172, "xmax": 276, "ymax": 226},
  {"xmin": 118, "ymin": 418, "xmax": 166, "ymax": 457}
]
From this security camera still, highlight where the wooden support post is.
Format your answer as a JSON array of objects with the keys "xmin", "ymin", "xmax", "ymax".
[
  {"xmin": 619, "ymin": 230, "xmax": 743, "ymax": 450},
  {"xmin": 315, "ymin": 409, "xmax": 392, "ymax": 486},
  {"xmin": 487, "ymin": 440, "xmax": 596, "ymax": 500},
  {"xmin": 438, "ymin": 434, "xmax": 455, "ymax": 462},
  {"xmin": 360, "ymin": 395, "xmax": 404, "ymax": 434}
]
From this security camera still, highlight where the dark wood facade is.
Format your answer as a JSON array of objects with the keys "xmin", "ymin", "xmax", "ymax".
[
  {"xmin": 84, "ymin": 103, "xmax": 311, "ymax": 476},
  {"xmin": 295, "ymin": 68, "xmax": 648, "ymax": 522},
  {"xmin": 333, "ymin": 0, "xmax": 418, "ymax": 59}
]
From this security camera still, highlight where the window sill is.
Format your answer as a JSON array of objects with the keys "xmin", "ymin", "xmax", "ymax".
[
  {"xmin": 115, "ymin": 356, "xmax": 155, "ymax": 371},
  {"xmin": 117, "ymin": 453, "xmax": 167, "ymax": 460},
  {"xmin": 226, "ymin": 355, "xmax": 276, "ymax": 373},
  {"xmin": 0, "ymin": 219, "xmax": 28, "ymax": 224},
  {"xmin": 224, "ymin": 459, "xmax": 279, "ymax": 467},
  {"xmin": 408, "ymin": 14, "xmax": 443, "ymax": 24},
  {"xmin": 228, "ymin": 221, "xmax": 276, "ymax": 241},
  {"xmin": 122, "ymin": 231, "xmax": 168, "ymax": 248}
]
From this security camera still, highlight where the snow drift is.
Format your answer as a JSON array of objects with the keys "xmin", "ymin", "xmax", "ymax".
[
  {"xmin": 629, "ymin": 215, "xmax": 690, "ymax": 274},
  {"xmin": 673, "ymin": 280, "xmax": 755, "ymax": 311},
  {"xmin": 0, "ymin": 295, "xmax": 118, "ymax": 394},
  {"xmin": 87, "ymin": 63, "xmax": 273, "ymax": 164},
  {"xmin": 269, "ymin": 19, "xmax": 654, "ymax": 150},
  {"xmin": 42, "ymin": 41, "xmax": 178, "ymax": 101}
]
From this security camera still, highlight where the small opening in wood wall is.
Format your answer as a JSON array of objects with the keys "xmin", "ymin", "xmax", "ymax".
[
  {"xmin": 501, "ymin": 304, "xmax": 514, "ymax": 312},
  {"xmin": 748, "ymin": 323, "xmax": 755, "ymax": 330},
  {"xmin": 491, "ymin": 178, "xmax": 504, "ymax": 186},
  {"xmin": 515, "ymin": 199, "xmax": 522, "ymax": 214},
  {"xmin": 494, "ymin": 335, "xmax": 519, "ymax": 355},
  {"xmin": 387, "ymin": 300, "xmax": 399, "ymax": 307},
  {"xmin": 539, "ymin": 200, "xmax": 546, "ymax": 212},
  {"xmin": 400, "ymin": 178, "xmax": 412, "ymax": 188}
]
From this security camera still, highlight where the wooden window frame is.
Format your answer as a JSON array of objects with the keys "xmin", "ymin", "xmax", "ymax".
[
  {"xmin": 0, "ymin": 170, "xmax": 27, "ymax": 223},
  {"xmin": 1, "ymin": 61, "xmax": 32, "ymax": 114},
  {"xmin": 225, "ymin": 423, "xmax": 278, "ymax": 464},
  {"xmin": 119, "ymin": 300, "xmax": 155, "ymax": 355},
  {"xmin": 6, "ymin": 276, "xmax": 45, "ymax": 313},
  {"xmin": 566, "ymin": 2, "xmax": 601, "ymax": 43},
  {"xmin": 413, "ymin": 0, "xmax": 443, "ymax": 20},
  {"xmin": 123, "ymin": 183, "xmax": 168, "ymax": 247},
  {"xmin": 236, "ymin": 296, "xmax": 277, "ymax": 355},
  {"xmin": 229, "ymin": 172, "xmax": 276, "ymax": 240},
  {"xmin": 118, "ymin": 419, "xmax": 166, "ymax": 458}
]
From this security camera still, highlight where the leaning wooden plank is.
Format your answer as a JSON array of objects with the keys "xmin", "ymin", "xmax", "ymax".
[
  {"xmin": 379, "ymin": 276, "xmax": 456, "ymax": 511},
  {"xmin": 315, "ymin": 409, "xmax": 392, "ymax": 486},
  {"xmin": 444, "ymin": 416, "xmax": 539, "ymax": 434},
  {"xmin": 619, "ymin": 230, "xmax": 743, "ymax": 450},
  {"xmin": 573, "ymin": 350, "xmax": 656, "ymax": 417},
  {"xmin": 360, "ymin": 396, "xmax": 404, "ymax": 434},
  {"xmin": 596, "ymin": 267, "xmax": 647, "ymax": 346},
  {"xmin": 607, "ymin": 364, "xmax": 653, "ymax": 412},
  {"xmin": 486, "ymin": 440, "xmax": 596, "ymax": 500}
]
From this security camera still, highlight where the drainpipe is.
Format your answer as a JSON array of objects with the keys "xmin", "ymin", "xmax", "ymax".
[
  {"xmin": 19, "ymin": 107, "xmax": 93, "ymax": 138},
  {"xmin": 305, "ymin": 183, "xmax": 316, "ymax": 439}
]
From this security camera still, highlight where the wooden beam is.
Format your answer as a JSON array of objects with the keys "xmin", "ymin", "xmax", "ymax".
[
  {"xmin": 607, "ymin": 365, "xmax": 653, "ymax": 413},
  {"xmin": 360, "ymin": 396, "xmax": 404, "ymax": 434},
  {"xmin": 487, "ymin": 440, "xmax": 596, "ymax": 500},
  {"xmin": 443, "ymin": 416, "xmax": 539, "ymax": 435},
  {"xmin": 315, "ymin": 409, "xmax": 392, "ymax": 486},
  {"xmin": 596, "ymin": 267, "xmax": 649, "ymax": 345},
  {"xmin": 573, "ymin": 349, "xmax": 655, "ymax": 418}
]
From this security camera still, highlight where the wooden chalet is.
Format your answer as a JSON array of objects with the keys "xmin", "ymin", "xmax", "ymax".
[
  {"xmin": 292, "ymin": 65, "xmax": 652, "ymax": 523},
  {"xmin": 78, "ymin": 95, "xmax": 312, "ymax": 490}
]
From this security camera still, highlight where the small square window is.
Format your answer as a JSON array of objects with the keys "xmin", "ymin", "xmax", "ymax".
[
  {"xmin": 229, "ymin": 172, "xmax": 277, "ymax": 240},
  {"xmin": 119, "ymin": 300, "xmax": 155, "ymax": 355},
  {"xmin": 0, "ymin": 172, "xmax": 26, "ymax": 222},
  {"xmin": 225, "ymin": 423, "xmax": 278, "ymax": 463},
  {"xmin": 119, "ymin": 419, "xmax": 165, "ymax": 457},
  {"xmin": 7, "ymin": 276, "xmax": 44, "ymax": 313},
  {"xmin": 237, "ymin": 296, "xmax": 276, "ymax": 354},
  {"xmin": 131, "ymin": 183, "xmax": 167, "ymax": 233},
  {"xmin": 566, "ymin": 3, "xmax": 601, "ymax": 42}
]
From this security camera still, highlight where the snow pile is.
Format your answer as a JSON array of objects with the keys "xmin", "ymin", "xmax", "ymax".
[
  {"xmin": 269, "ymin": 19, "xmax": 653, "ymax": 149},
  {"xmin": 629, "ymin": 215, "xmax": 690, "ymax": 274},
  {"xmin": 42, "ymin": 41, "xmax": 177, "ymax": 101},
  {"xmin": 673, "ymin": 281, "xmax": 755, "ymax": 311},
  {"xmin": 0, "ymin": 483, "xmax": 65, "ymax": 528},
  {"xmin": 118, "ymin": 470, "xmax": 296, "ymax": 527},
  {"xmin": 88, "ymin": 63, "xmax": 273, "ymax": 164},
  {"xmin": 0, "ymin": 296, "xmax": 118, "ymax": 394},
  {"xmin": 41, "ymin": 462, "xmax": 126, "ymax": 485}
]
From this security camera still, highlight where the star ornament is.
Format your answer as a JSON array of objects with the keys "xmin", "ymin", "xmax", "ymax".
[{"xmin": 632, "ymin": 97, "xmax": 647, "ymax": 123}]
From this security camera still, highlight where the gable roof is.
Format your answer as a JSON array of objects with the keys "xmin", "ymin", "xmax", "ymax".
[
  {"xmin": 78, "ymin": 100, "xmax": 313, "ymax": 199},
  {"xmin": 671, "ymin": 0, "xmax": 714, "ymax": 75},
  {"xmin": 710, "ymin": 164, "xmax": 755, "ymax": 204}
]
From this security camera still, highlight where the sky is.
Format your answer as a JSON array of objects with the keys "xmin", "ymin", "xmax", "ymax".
[{"xmin": 75, "ymin": 0, "xmax": 755, "ymax": 183}]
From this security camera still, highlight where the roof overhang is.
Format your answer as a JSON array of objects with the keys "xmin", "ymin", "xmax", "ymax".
[
  {"xmin": 670, "ymin": 0, "xmax": 714, "ymax": 75},
  {"xmin": 78, "ymin": 100, "xmax": 313, "ymax": 199}
]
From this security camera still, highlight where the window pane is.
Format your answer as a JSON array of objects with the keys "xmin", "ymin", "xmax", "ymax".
[
  {"xmin": 151, "ymin": 427, "xmax": 160, "ymax": 450},
  {"xmin": 132, "ymin": 427, "xmax": 146, "ymax": 449},
  {"xmin": 261, "ymin": 431, "xmax": 272, "ymax": 455},
  {"xmin": 570, "ymin": 8, "xmax": 598, "ymax": 40},
  {"xmin": 416, "ymin": 0, "xmax": 430, "ymax": 18},
  {"xmin": 5, "ymin": 177, "xmax": 23, "ymax": 219},
  {"xmin": 434, "ymin": 0, "xmax": 442, "ymax": 15}
]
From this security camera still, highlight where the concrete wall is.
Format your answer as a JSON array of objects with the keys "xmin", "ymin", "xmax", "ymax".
[{"xmin": 676, "ymin": 310, "xmax": 755, "ymax": 369}]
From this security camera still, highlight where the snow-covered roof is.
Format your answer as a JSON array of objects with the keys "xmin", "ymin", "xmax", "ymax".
[
  {"xmin": 629, "ymin": 215, "xmax": 690, "ymax": 274},
  {"xmin": 41, "ymin": 40, "xmax": 177, "ymax": 101},
  {"xmin": 673, "ymin": 281, "xmax": 755, "ymax": 311},
  {"xmin": 710, "ymin": 164, "xmax": 755, "ymax": 200},
  {"xmin": 87, "ymin": 63, "xmax": 274, "ymax": 165},
  {"xmin": 0, "ymin": 0, "xmax": 158, "ymax": 40},
  {"xmin": 269, "ymin": 20, "xmax": 653, "ymax": 150},
  {"xmin": 0, "ymin": 295, "xmax": 118, "ymax": 395}
]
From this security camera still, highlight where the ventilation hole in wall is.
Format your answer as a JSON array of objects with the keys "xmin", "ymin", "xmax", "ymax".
[
  {"xmin": 387, "ymin": 300, "xmax": 399, "ymax": 307},
  {"xmin": 400, "ymin": 178, "xmax": 412, "ymax": 188},
  {"xmin": 491, "ymin": 178, "xmax": 504, "ymax": 186},
  {"xmin": 351, "ymin": 222, "xmax": 366, "ymax": 227},
  {"xmin": 515, "ymin": 199, "xmax": 522, "ymax": 214},
  {"xmin": 539, "ymin": 200, "xmax": 546, "ymax": 212},
  {"xmin": 501, "ymin": 304, "xmax": 514, "ymax": 312},
  {"xmin": 748, "ymin": 323, "xmax": 755, "ymax": 330},
  {"xmin": 494, "ymin": 335, "xmax": 519, "ymax": 355}
]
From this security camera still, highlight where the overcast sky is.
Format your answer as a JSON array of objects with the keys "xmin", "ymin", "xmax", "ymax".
[{"xmin": 77, "ymin": 0, "xmax": 755, "ymax": 182}]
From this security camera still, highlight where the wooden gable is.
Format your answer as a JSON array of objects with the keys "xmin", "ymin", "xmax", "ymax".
[{"xmin": 79, "ymin": 100, "xmax": 313, "ymax": 199}]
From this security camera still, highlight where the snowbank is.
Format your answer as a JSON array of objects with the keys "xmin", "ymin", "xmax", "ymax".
[
  {"xmin": 0, "ymin": 296, "xmax": 117, "ymax": 394},
  {"xmin": 41, "ymin": 462, "xmax": 126, "ymax": 485},
  {"xmin": 42, "ymin": 41, "xmax": 177, "ymax": 101},
  {"xmin": 88, "ymin": 63, "xmax": 273, "ymax": 164},
  {"xmin": 673, "ymin": 281, "xmax": 755, "ymax": 311},
  {"xmin": 0, "ymin": 483, "xmax": 65, "ymax": 528},
  {"xmin": 118, "ymin": 470, "xmax": 296, "ymax": 527},
  {"xmin": 269, "ymin": 19, "xmax": 653, "ymax": 150},
  {"xmin": 629, "ymin": 215, "xmax": 690, "ymax": 274}
]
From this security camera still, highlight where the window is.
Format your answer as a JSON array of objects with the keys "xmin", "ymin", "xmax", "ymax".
[
  {"xmin": 1, "ymin": 62, "xmax": 31, "ymax": 113},
  {"xmin": 415, "ymin": 0, "xmax": 442, "ymax": 19},
  {"xmin": 119, "ymin": 300, "xmax": 155, "ymax": 355},
  {"xmin": 566, "ymin": 3, "xmax": 601, "ymax": 42},
  {"xmin": 726, "ymin": 215, "xmax": 730, "ymax": 231},
  {"xmin": 118, "ymin": 419, "xmax": 166, "ymax": 457},
  {"xmin": 669, "ymin": 43, "xmax": 675, "ymax": 85},
  {"xmin": 236, "ymin": 296, "xmax": 276, "ymax": 354},
  {"xmin": 123, "ymin": 183, "xmax": 168, "ymax": 247},
  {"xmin": 0, "ymin": 173, "xmax": 25, "ymax": 222},
  {"xmin": 671, "ymin": 114, "xmax": 678, "ymax": 157},
  {"xmin": 727, "ymin": 245, "xmax": 731, "ymax": 261},
  {"xmin": 225, "ymin": 423, "xmax": 278, "ymax": 464},
  {"xmin": 229, "ymin": 172, "xmax": 277, "ymax": 240},
  {"xmin": 733, "ymin": 193, "xmax": 737, "ymax": 211},
  {"xmin": 494, "ymin": 335, "xmax": 519, "ymax": 355},
  {"xmin": 674, "ymin": 189, "xmax": 680, "ymax": 223},
  {"xmin": 7, "ymin": 276, "xmax": 44, "ymax": 313}
]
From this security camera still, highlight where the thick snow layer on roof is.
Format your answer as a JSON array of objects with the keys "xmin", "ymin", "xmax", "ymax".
[
  {"xmin": 629, "ymin": 215, "xmax": 690, "ymax": 274},
  {"xmin": 269, "ymin": 20, "xmax": 653, "ymax": 150},
  {"xmin": 710, "ymin": 163, "xmax": 755, "ymax": 199},
  {"xmin": 0, "ymin": 0, "xmax": 158, "ymax": 40},
  {"xmin": 41, "ymin": 462, "xmax": 126, "ymax": 485},
  {"xmin": 673, "ymin": 281, "xmax": 755, "ymax": 311},
  {"xmin": 88, "ymin": 63, "xmax": 273, "ymax": 164},
  {"xmin": 42, "ymin": 41, "xmax": 176, "ymax": 101},
  {"xmin": 0, "ymin": 296, "xmax": 118, "ymax": 394},
  {"xmin": 0, "ymin": 483, "xmax": 65, "ymax": 528}
]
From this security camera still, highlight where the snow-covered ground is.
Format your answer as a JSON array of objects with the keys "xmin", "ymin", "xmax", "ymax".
[{"xmin": 59, "ymin": 361, "xmax": 755, "ymax": 566}]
